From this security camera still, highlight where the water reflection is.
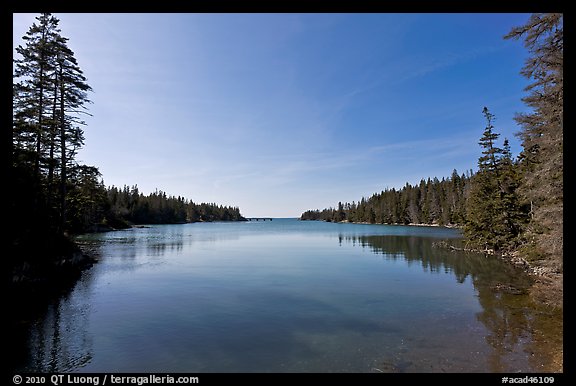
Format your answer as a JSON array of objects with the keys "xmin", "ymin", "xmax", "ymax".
[
  {"xmin": 340, "ymin": 234, "xmax": 531, "ymax": 285},
  {"xmin": 342, "ymin": 234, "xmax": 562, "ymax": 372},
  {"xmin": 146, "ymin": 235, "xmax": 183, "ymax": 256},
  {"xmin": 12, "ymin": 224, "xmax": 562, "ymax": 373},
  {"xmin": 31, "ymin": 286, "xmax": 93, "ymax": 371},
  {"xmin": 11, "ymin": 268, "xmax": 96, "ymax": 372}
]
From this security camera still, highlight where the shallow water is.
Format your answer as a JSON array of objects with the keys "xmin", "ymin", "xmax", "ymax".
[{"xmin": 13, "ymin": 219, "xmax": 562, "ymax": 372}]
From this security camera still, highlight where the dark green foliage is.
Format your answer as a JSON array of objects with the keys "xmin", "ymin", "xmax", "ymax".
[
  {"xmin": 13, "ymin": 13, "xmax": 93, "ymax": 235},
  {"xmin": 301, "ymin": 171, "xmax": 470, "ymax": 226},
  {"xmin": 65, "ymin": 165, "xmax": 109, "ymax": 232},
  {"xmin": 464, "ymin": 108, "xmax": 529, "ymax": 251},
  {"xmin": 104, "ymin": 185, "xmax": 245, "ymax": 225},
  {"xmin": 505, "ymin": 14, "xmax": 563, "ymax": 270}
]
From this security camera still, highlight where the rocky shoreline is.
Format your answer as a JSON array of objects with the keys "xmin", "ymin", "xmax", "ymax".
[
  {"xmin": 432, "ymin": 240, "xmax": 563, "ymax": 310},
  {"xmin": 11, "ymin": 234, "xmax": 97, "ymax": 295}
]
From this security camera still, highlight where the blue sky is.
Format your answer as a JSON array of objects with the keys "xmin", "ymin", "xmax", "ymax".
[{"xmin": 13, "ymin": 13, "xmax": 532, "ymax": 217}]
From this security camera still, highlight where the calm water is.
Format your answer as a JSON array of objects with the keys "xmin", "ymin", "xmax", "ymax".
[{"xmin": 13, "ymin": 219, "xmax": 562, "ymax": 372}]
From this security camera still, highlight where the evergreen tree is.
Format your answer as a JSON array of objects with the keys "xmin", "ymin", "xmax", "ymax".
[
  {"xmin": 102, "ymin": 186, "xmax": 245, "ymax": 225},
  {"xmin": 464, "ymin": 108, "xmax": 527, "ymax": 251},
  {"xmin": 13, "ymin": 13, "xmax": 61, "ymax": 180},
  {"xmin": 54, "ymin": 34, "xmax": 92, "ymax": 231},
  {"xmin": 477, "ymin": 107, "xmax": 502, "ymax": 173},
  {"xmin": 465, "ymin": 108, "xmax": 504, "ymax": 250},
  {"xmin": 13, "ymin": 13, "xmax": 93, "ymax": 233},
  {"xmin": 66, "ymin": 165, "xmax": 108, "ymax": 232},
  {"xmin": 12, "ymin": 13, "xmax": 99, "ymax": 282},
  {"xmin": 301, "ymin": 172, "xmax": 470, "ymax": 227},
  {"xmin": 505, "ymin": 13, "xmax": 563, "ymax": 269}
]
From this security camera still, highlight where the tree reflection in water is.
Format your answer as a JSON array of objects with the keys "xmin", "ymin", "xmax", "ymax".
[
  {"xmin": 342, "ymin": 234, "xmax": 562, "ymax": 372},
  {"xmin": 11, "ymin": 261, "xmax": 97, "ymax": 372}
]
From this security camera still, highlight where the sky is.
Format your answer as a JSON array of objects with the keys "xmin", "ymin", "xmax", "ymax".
[{"xmin": 13, "ymin": 13, "xmax": 532, "ymax": 217}]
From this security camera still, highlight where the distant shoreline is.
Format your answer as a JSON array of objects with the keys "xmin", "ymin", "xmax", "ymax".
[{"xmin": 300, "ymin": 218, "xmax": 462, "ymax": 229}]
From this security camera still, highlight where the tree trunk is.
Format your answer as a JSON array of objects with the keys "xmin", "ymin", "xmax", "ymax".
[
  {"xmin": 59, "ymin": 62, "xmax": 67, "ymax": 232},
  {"xmin": 47, "ymin": 73, "xmax": 59, "ymax": 210}
]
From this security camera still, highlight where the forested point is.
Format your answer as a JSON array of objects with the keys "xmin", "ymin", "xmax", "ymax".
[
  {"xmin": 301, "ymin": 169, "xmax": 470, "ymax": 227},
  {"xmin": 11, "ymin": 14, "xmax": 245, "ymax": 287},
  {"xmin": 301, "ymin": 14, "xmax": 563, "ymax": 307},
  {"xmin": 104, "ymin": 185, "xmax": 245, "ymax": 229}
]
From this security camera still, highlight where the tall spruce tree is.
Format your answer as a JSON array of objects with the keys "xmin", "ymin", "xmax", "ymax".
[
  {"xmin": 465, "ymin": 108, "xmax": 502, "ymax": 250},
  {"xmin": 54, "ymin": 33, "xmax": 92, "ymax": 231},
  {"xmin": 505, "ymin": 14, "xmax": 563, "ymax": 270},
  {"xmin": 464, "ymin": 108, "xmax": 527, "ymax": 251},
  {"xmin": 13, "ymin": 13, "xmax": 64, "ymax": 236},
  {"xmin": 13, "ymin": 14, "xmax": 61, "ymax": 180},
  {"xmin": 13, "ymin": 13, "xmax": 92, "ymax": 233}
]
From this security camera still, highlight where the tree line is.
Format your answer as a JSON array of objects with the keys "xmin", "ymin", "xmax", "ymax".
[
  {"xmin": 301, "ymin": 169, "xmax": 470, "ymax": 227},
  {"xmin": 302, "ymin": 14, "xmax": 563, "ymax": 272},
  {"xmin": 11, "ymin": 14, "xmax": 246, "ymax": 273},
  {"xmin": 106, "ymin": 185, "xmax": 244, "ymax": 227}
]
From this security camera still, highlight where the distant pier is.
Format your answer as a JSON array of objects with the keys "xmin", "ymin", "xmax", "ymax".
[{"xmin": 246, "ymin": 218, "xmax": 273, "ymax": 221}]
